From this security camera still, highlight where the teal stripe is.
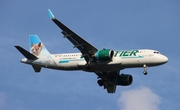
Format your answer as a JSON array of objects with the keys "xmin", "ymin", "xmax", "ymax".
[
  {"xmin": 59, "ymin": 59, "xmax": 84, "ymax": 63},
  {"xmin": 121, "ymin": 56, "xmax": 143, "ymax": 59},
  {"xmin": 59, "ymin": 60, "xmax": 69, "ymax": 63}
]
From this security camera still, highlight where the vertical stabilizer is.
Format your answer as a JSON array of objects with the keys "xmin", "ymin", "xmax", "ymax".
[{"xmin": 29, "ymin": 35, "xmax": 50, "ymax": 57}]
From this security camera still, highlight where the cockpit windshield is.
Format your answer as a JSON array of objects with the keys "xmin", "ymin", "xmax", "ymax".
[{"xmin": 154, "ymin": 51, "xmax": 160, "ymax": 54}]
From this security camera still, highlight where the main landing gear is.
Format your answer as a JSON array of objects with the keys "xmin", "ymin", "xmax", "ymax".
[
  {"xmin": 97, "ymin": 80, "xmax": 104, "ymax": 87},
  {"xmin": 96, "ymin": 72, "xmax": 109, "ymax": 89},
  {"xmin": 143, "ymin": 64, "xmax": 148, "ymax": 75}
]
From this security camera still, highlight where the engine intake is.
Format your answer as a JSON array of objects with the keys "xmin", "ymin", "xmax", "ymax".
[
  {"xmin": 95, "ymin": 49, "xmax": 114, "ymax": 60},
  {"xmin": 115, "ymin": 74, "xmax": 133, "ymax": 86}
]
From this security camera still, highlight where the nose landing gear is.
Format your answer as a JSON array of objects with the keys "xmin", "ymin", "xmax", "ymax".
[{"xmin": 143, "ymin": 64, "xmax": 148, "ymax": 75}]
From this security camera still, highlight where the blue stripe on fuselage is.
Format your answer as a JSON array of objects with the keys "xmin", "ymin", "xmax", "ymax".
[
  {"xmin": 59, "ymin": 59, "xmax": 84, "ymax": 63},
  {"xmin": 121, "ymin": 56, "xmax": 143, "ymax": 59},
  {"xmin": 59, "ymin": 60, "xmax": 69, "ymax": 63}
]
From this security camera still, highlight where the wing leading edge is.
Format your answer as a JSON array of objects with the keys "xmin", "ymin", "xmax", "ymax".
[{"xmin": 48, "ymin": 9, "xmax": 97, "ymax": 63}]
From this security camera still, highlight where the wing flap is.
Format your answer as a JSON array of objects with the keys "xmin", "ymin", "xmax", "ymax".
[{"xmin": 53, "ymin": 18, "xmax": 97, "ymax": 53}]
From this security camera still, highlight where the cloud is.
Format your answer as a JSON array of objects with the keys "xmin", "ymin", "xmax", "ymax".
[{"xmin": 117, "ymin": 86, "xmax": 160, "ymax": 110}]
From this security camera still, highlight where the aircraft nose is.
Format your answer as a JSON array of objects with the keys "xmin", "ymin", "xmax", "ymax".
[
  {"xmin": 154, "ymin": 54, "xmax": 168, "ymax": 65},
  {"xmin": 161, "ymin": 55, "xmax": 168, "ymax": 63}
]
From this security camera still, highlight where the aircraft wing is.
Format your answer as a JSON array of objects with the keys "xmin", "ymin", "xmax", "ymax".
[
  {"xmin": 106, "ymin": 80, "xmax": 117, "ymax": 93},
  {"xmin": 48, "ymin": 9, "xmax": 98, "ymax": 62},
  {"xmin": 95, "ymin": 71, "xmax": 119, "ymax": 93}
]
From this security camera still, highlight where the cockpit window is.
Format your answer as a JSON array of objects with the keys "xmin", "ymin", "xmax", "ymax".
[{"xmin": 154, "ymin": 51, "xmax": 160, "ymax": 54}]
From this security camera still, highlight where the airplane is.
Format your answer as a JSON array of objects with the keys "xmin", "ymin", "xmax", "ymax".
[{"xmin": 14, "ymin": 9, "xmax": 168, "ymax": 93}]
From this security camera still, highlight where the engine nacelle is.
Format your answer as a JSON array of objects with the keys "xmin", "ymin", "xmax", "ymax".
[
  {"xmin": 94, "ymin": 49, "xmax": 114, "ymax": 60},
  {"xmin": 115, "ymin": 74, "xmax": 133, "ymax": 86}
]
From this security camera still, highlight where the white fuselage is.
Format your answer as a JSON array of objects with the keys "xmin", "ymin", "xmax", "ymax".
[{"xmin": 21, "ymin": 49, "xmax": 168, "ymax": 72}]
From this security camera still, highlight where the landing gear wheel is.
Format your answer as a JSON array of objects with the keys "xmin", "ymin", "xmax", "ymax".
[
  {"xmin": 97, "ymin": 80, "xmax": 104, "ymax": 86},
  {"xmin": 143, "ymin": 71, "xmax": 148, "ymax": 75}
]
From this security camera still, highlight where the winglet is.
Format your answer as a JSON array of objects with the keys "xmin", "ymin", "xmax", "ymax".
[{"xmin": 48, "ymin": 9, "xmax": 55, "ymax": 19}]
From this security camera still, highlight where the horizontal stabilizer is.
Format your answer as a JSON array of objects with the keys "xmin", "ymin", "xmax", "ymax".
[
  {"xmin": 32, "ymin": 65, "xmax": 41, "ymax": 72},
  {"xmin": 14, "ymin": 46, "xmax": 38, "ymax": 60}
]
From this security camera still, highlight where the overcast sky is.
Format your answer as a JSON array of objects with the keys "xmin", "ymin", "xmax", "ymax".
[{"xmin": 1, "ymin": 0, "xmax": 180, "ymax": 110}]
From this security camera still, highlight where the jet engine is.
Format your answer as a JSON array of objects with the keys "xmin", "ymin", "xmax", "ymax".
[
  {"xmin": 94, "ymin": 49, "xmax": 114, "ymax": 60},
  {"xmin": 115, "ymin": 74, "xmax": 133, "ymax": 86}
]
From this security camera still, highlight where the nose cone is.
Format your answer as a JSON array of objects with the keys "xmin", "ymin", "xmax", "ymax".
[
  {"xmin": 157, "ymin": 55, "xmax": 168, "ymax": 64},
  {"xmin": 154, "ymin": 54, "xmax": 168, "ymax": 65},
  {"xmin": 160, "ymin": 55, "xmax": 168, "ymax": 64}
]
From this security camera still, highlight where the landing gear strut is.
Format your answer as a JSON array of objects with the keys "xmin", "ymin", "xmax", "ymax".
[
  {"xmin": 143, "ymin": 64, "xmax": 148, "ymax": 75},
  {"xmin": 85, "ymin": 61, "xmax": 91, "ymax": 69}
]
